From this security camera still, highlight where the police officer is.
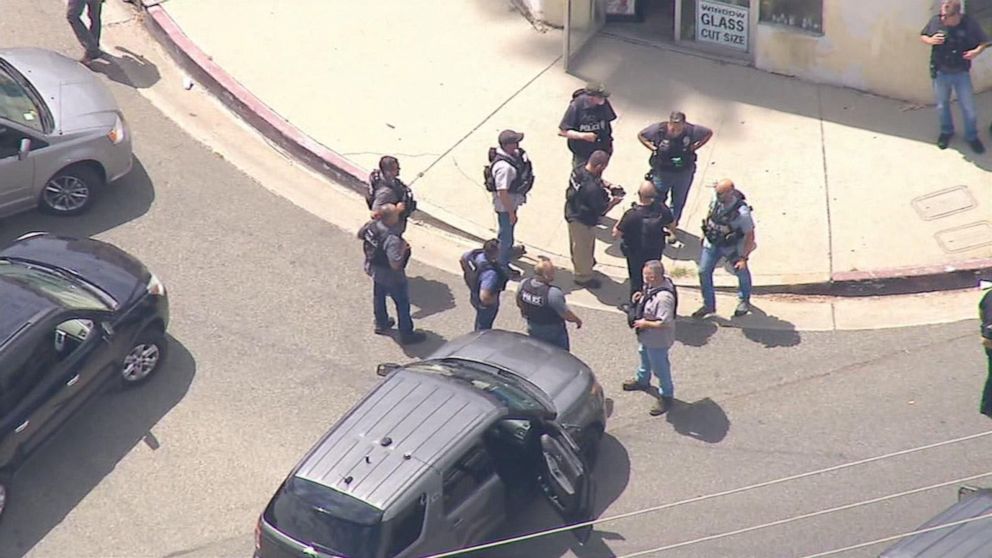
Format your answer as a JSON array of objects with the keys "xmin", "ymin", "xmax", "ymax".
[
  {"xmin": 622, "ymin": 260, "xmax": 678, "ymax": 416},
  {"xmin": 980, "ymin": 281, "xmax": 992, "ymax": 418},
  {"xmin": 357, "ymin": 204, "xmax": 426, "ymax": 345},
  {"xmin": 565, "ymin": 150, "xmax": 625, "ymax": 289},
  {"xmin": 460, "ymin": 239, "xmax": 508, "ymax": 331},
  {"xmin": 516, "ymin": 256, "xmax": 583, "ymax": 351},
  {"xmin": 920, "ymin": 0, "xmax": 990, "ymax": 153},
  {"xmin": 613, "ymin": 180, "xmax": 675, "ymax": 299},
  {"xmin": 558, "ymin": 83, "xmax": 618, "ymax": 169},
  {"xmin": 693, "ymin": 179, "xmax": 756, "ymax": 319},
  {"xmin": 487, "ymin": 130, "xmax": 535, "ymax": 277},
  {"xmin": 637, "ymin": 111, "xmax": 712, "ymax": 240},
  {"xmin": 367, "ymin": 155, "xmax": 417, "ymax": 233}
]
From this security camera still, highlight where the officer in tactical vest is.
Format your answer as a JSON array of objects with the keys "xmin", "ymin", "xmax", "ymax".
[
  {"xmin": 920, "ymin": 0, "xmax": 990, "ymax": 153},
  {"xmin": 613, "ymin": 180, "xmax": 675, "ymax": 299},
  {"xmin": 693, "ymin": 179, "xmax": 756, "ymax": 319},
  {"xmin": 637, "ymin": 111, "xmax": 712, "ymax": 241},
  {"xmin": 516, "ymin": 256, "xmax": 583, "ymax": 351},
  {"xmin": 558, "ymin": 83, "xmax": 618, "ymax": 169},
  {"xmin": 367, "ymin": 156, "xmax": 417, "ymax": 233},
  {"xmin": 357, "ymin": 204, "xmax": 426, "ymax": 345},
  {"xmin": 979, "ymin": 280, "xmax": 992, "ymax": 418},
  {"xmin": 486, "ymin": 129, "xmax": 535, "ymax": 278},
  {"xmin": 622, "ymin": 260, "xmax": 678, "ymax": 416},
  {"xmin": 460, "ymin": 239, "xmax": 509, "ymax": 331}
]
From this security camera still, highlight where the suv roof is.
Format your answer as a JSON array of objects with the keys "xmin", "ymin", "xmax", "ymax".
[
  {"xmin": 880, "ymin": 488, "xmax": 992, "ymax": 557},
  {"xmin": 296, "ymin": 368, "xmax": 503, "ymax": 511},
  {"xmin": 0, "ymin": 276, "xmax": 60, "ymax": 348}
]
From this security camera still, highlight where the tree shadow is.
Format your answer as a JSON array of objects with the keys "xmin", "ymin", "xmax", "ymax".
[
  {"xmin": 665, "ymin": 397, "xmax": 730, "ymax": 443},
  {"xmin": 408, "ymin": 275, "xmax": 455, "ymax": 319},
  {"xmin": 486, "ymin": 434, "xmax": 631, "ymax": 558},
  {"xmin": 0, "ymin": 336, "xmax": 196, "ymax": 558},
  {"xmin": 0, "ymin": 157, "xmax": 155, "ymax": 247},
  {"xmin": 89, "ymin": 47, "xmax": 161, "ymax": 89}
]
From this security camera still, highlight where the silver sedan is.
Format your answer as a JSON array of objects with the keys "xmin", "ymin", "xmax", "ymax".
[{"xmin": 0, "ymin": 47, "xmax": 132, "ymax": 217}]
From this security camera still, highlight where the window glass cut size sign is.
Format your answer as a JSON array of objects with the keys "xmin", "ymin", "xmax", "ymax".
[{"xmin": 696, "ymin": 0, "xmax": 749, "ymax": 51}]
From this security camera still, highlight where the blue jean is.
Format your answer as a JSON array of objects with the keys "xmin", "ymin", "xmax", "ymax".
[
  {"xmin": 635, "ymin": 343, "xmax": 674, "ymax": 398},
  {"xmin": 651, "ymin": 165, "xmax": 695, "ymax": 224},
  {"xmin": 934, "ymin": 71, "xmax": 978, "ymax": 141},
  {"xmin": 474, "ymin": 302, "xmax": 499, "ymax": 331},
  {"xmin": 496, "ymin": 211, "xmax": 515, "ymax": 267},
  {"xmin": 373, "ymin": 280, "xmax": 413, "ymax": 334},
  {"xmin": 527, "ymin": 322, "xmax": 570, "ymax": 351},
  {"xmin": 698, "ymin": 242, "xmax": 752, "ymax": 310}
]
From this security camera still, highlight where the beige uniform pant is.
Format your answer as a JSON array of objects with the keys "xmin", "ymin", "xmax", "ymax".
[{"xmin": 568, "ymin": 221, "xmax": 596, "ymax": 282}]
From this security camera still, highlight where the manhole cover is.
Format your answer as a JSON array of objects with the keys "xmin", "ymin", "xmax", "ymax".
[
  {"xmin": 935, "ymin": 221, "xmax": 992, "ymax": 253},
  {"xmin": 911, "ymin": 185, "xmax": 976, "ymax": 221}
]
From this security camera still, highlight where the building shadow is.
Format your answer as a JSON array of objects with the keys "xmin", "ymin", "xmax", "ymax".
[
  {"xmin": 408, "ymin": 276, "xmax": 455, "ymax": 319},
  {"xmin": 89, "ymin": 47, "xmax": 161, "ymax": 89},
  {"xmin": 485, "ymin": 434, "xmax": 631, "ymax": 558},
  {"xmin": 0, "ymin": 336, "xmax": 196, "ymax": 558},
  {"xmin": 0, "ymin": 157, "xmax": 155, "ymax": 247},
  {"xmin": 665, "ymin": 397, "xmax": 730, "ymax": 443}
]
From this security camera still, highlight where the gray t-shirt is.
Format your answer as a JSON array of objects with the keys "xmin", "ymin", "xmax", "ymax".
[
  {"xmin": 492, "ymin": 147, "xmax": 526, "ymax": 213},
  {"xmin": 637, "ymin": 278, "xmax": 676, "ymax": 349},
  {"xmin": 546, "ymin": 285, "xmax": 570, "ymax": 317},
  {"xmin": 371, "ymin": 179, "xmax": 410, "ymax": 233},
  {"xmin": 361, "ymin": 220, "xmax": 408, "ymax": 286}
]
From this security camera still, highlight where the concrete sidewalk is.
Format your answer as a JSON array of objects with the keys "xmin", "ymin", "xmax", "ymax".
[{"xmin": 144, "ymin": 0, "xmax": 991, "ymax": 296}]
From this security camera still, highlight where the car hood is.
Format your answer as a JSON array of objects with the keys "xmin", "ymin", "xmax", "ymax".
[
  {"xmin": 427, "ymin": 330, "xmax": 594, "ymax": 414},
  {"xmin": 1, "ymin": 48, "xmax": 119, "ymax": 133},
  {"xmin": 0, "ymin": 234, "xmax": 149, "ymax": 307}
]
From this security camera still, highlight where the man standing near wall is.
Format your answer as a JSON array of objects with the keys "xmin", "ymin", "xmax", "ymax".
[
  {"xmin": 920, "ymin": 0, "xmax": 990, "ymax": 153},
  {"xmin": 558, "ymin": 83, "xmax": 618, "ymax": 169}
]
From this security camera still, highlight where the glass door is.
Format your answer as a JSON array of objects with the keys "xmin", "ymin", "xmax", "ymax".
[{"xmin": 565, "ymin": 0, "xmax": 608, "ymax": 71}]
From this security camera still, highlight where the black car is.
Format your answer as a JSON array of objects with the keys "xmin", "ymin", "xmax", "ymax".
[{"xmin": 0, "ymin": 232, "xmax": 170, "ymax": 518}]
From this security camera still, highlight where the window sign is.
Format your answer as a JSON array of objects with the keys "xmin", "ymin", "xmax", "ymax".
[{"xmin": 696, "ymin": 0, "xmax": 749, "ymax": 51}]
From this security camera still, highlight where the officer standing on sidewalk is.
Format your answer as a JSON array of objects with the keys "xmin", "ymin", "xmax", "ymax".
[
  {"xmin": 367, "ymin": 156, "xmax": 416, "ymax": 233},
  {"xmin": 613, "ymin": 180, "xmax": 674, "ymax": 299},
  {"xmin": 486, "ymin": 130, "xmax": 534, "ymax": 278},
  {"xmin": 558, "ymin": 83, "xmax": 617, "ymax": 169},
  {"xmin": 358, "ymin": 204, "xmax": 426, "ymax": 345},
  {"xmin": 460, "ymin": 239, "xmax": 509, "ymax": 331},
  {"xmin": 67, "ymin": 0, "xmax": 103, "ymax": 65},
  {"xmin": 693, "ymin": 179, "xmax": 756, "ymax": 319},
  {"xmin": 980, "ymin": 281, "xmax": 992, "ymax": 418},
  {"xmin": 637, "ymin": 111, "xmax": 712, "ymax": 240},
  {"xmin": 565, "ymin": 150, "xmax": 625, "ymax": 289},
  {"xmin": 622, "ymin": 260, "xmax": 678, "ymax": 416},
  {"xmin": 516, "ymin": 256, "xmax": 583, "ymax": 351}
]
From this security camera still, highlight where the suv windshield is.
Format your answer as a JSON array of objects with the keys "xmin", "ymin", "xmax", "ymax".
[
  {"xmin": 265, "ymin": 477, "xmax": 385, "ymax": 557},
  {"xmin": 0, "ymin": 260, "xmax": 109, "ymax": 311},
  {"xmin": 406, "ymin": 358, "xmax": 554, "ymax": 416},
  {"xmin": 0, "ymin": 59, "xmax": 46, "ymax": 133}
]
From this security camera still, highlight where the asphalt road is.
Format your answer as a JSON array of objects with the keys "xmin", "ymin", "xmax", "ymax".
[{"xmin": 1, "ymin": 3, "xmax": 991, "ymax": 558}]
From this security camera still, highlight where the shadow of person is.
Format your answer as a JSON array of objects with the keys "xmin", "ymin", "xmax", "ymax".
[
  {"xmin": 407, "ymin": 276, "xmax": 455, "ymax": 319},
  {"xmin": 663, "ymin": 229, "xmax": 703, "ymax": 263},
  {"xmin": 0, "ymin": 336, "xmax": 196, "ymax": 555},
  {"xmin": 674, "ymin": 317, "xmax": 718, "ymax": 347},
  {"xmin": 592, "ymin": 221, "xmax": 618, "ymax": 243},
  {"xmin": 486, "ymin": 434, "xmax": 631, "ymax": 558},
  {"xmin": 733, "ymin": 304, "xmax": 802, "ymax": 348},
  {"xmin": 89, "ymin": 47, "xmax": 161, "ymax": 89},
  {"xmin": 665, "ymin": 397, "xmax": 730, "ymax": 443},
  {"xmin": 395, "ymin": 329, "xmax": 447, "ymax": 359}
]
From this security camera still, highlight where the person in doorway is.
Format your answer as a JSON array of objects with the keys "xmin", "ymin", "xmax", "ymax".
[
  {"xmin": 622, "ymin": 260, "xmax": 678, "ymax": 416},
  {"xmin": 367, "ymin": 156, "xmax": 416, "ymax": 233},
  {"xmin": 693, "ymin": 179, "xmax": 756, "ymax": 319},
  {"xmin": 613, "ymin": 180, "xmax": 674, "ymax": 300},
  {"xmin": 486, "ymin": 129, "xmax": 534, "ymax": 278},
  {"xmin": 564, "ymin": 150, "xmax": 625, "ymax": 289},
  {"xmin": 558, "ymin": 83, "xmax": 618, "ymax": 169},
  {"xmin": 460, "ymin": 239, "xmax": 509, "ymax": 331},
  {"xmin": 637, "ymin": 111, "xmax": 712, "ymax": 241},
  {"xmin": 67, "ymin": 0, "xmax": 104, "ymax": 65},
  {"xmin": 980, "ymin": 282, "xmax": 992, "ymax": 418},
  {"xmin": 920, "ymin": 0, "xmax": 990, "ymax": 153},
  {"xmin": 516, "ymin": 256, "xmax": 583, "ymax": 351}
]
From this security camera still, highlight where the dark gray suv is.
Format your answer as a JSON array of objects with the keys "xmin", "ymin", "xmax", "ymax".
[{"xmin": 255, "ymin": 329, "xmax": 607, "ymax": 558}]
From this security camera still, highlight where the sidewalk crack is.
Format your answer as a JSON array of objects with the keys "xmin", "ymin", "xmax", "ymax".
[{"xmin": 817, "ymin": 85, "xmax": 834, "ymax": 280}]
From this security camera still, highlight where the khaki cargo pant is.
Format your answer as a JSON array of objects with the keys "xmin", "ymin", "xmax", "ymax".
[{"xmin": 568, "ymin": 221, "xmax": 596, "ymax": 282}]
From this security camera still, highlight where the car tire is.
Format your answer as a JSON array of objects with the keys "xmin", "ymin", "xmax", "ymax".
[
  {"xmin": 579, "ymin": 425, "xmax": 604, "ymax": 469},
  {"xmin": 119, "ymin": 328, "xmax": 167, "ymax": 386},
  {"xmin": 39, "ymin": 165, "xmax": 102, "ymax": 216}
]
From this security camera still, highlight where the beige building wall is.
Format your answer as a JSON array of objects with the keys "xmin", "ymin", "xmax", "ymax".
[{"xmin": 754, "ymin": 0, "xmax": 992, "ymax": 103}]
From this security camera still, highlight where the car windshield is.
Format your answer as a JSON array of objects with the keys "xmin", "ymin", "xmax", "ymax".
[
  {"xmin": 0, "ymin": 58, "xmax": 45, "ymax": 133},
  {"xmin": 0, "ymin": 260, "xmax": 109, "ymax": 311},
  {"xmin": 406, "ymin": 358, "xmax": 554, "ymax": 416},
  {"xmin": 265, "ymin": 477, "xmax": 384, "ymax": 558}
]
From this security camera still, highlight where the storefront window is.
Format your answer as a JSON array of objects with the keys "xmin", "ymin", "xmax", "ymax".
[{"xmin": 759, "ymin": 0, "xmax": 823, "ymax": 34}]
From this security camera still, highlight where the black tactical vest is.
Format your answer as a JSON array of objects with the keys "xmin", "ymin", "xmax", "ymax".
[
  {"xmin": 490, "ymin": 149, "xmax": 535, "ymax": 195},
  {"xmin": 517, "ymin": 278, "xmax": 564, "ymax": 325},
  {"xmin": 931, "ymin": 16, "xmax": 980, "ymax": 74}
]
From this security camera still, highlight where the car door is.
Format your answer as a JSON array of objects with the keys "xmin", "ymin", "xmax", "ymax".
[
  {"xmin": 0, "ymin": 120, "xmax": 39, "ymax": 211},
  {"xmin": 45, "ymin": 314, "xmax": 118, "ymax": 428},
  {"xmin": 535, "ymin": 420, "xmax": 596, "ymax": 543},
  {"xmin": 442, "ymin": 443, "xmax": 507, "ymax": 549}
]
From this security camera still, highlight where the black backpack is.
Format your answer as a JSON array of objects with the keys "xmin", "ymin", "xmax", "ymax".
[
  {"xmin": 627, "ymin": 283, "xmax": 678, "ymax": 328},
  {"xmin": 366, "ymin": 170, "xmax": 384, "ymax": 210}
]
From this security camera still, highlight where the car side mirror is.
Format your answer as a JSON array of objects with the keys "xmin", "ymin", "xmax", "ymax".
[
  {"xmin": 17, "ymin": 138, "xmax": 31, "ymax": 161},
  {"xmin": 376, "ymin": 363, "xmax": 400, "ymax": 377}
]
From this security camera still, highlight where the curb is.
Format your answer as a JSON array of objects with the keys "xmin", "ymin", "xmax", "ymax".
[{"xmin": 139, "ymin": 4, "xmax": 992, "ymax": 297}]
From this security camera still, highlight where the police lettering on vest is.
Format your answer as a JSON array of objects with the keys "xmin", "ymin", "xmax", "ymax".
[
  {"xmin": 564, "ymin": 89, "xmax": 615, "ymax": 158},
  {"xmin": 702, "ymin": 192, "xmax": 750, "ymax": 247},
  {"xmin": 517, "ymin": 278, "xmax": 564, "ymax": 325},
  {"xmin": 483, "ymin": 148, "xmax": 535, "ymax": 195},
  {"xmin": 650, "ymin": 124, "xmax": 696, "ymax": 171}
]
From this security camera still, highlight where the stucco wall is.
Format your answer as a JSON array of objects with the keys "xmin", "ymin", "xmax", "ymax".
[{"xmin": 754, "ymin": 0, "xmax": 992, "ymax": 102}]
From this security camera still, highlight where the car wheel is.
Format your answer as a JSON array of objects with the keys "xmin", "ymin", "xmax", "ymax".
[
  {"xmin": 119, "ymin": 329, "xmax": 167, "ymax": 386},
  {"xmin": 579, "ymin": 425, "xmax": 604, "ymax": 469},
  {"xmin": 40, "ymin": 165, "xmax": 102, "ymax": 215}
]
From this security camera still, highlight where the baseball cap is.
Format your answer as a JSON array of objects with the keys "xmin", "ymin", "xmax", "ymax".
[
  {"xmin": 585, "ymin": 82, "xmax": 610, "ymax": 98},
  {"xmin": 669, "ymin": 111, "xmax": 686, "ymax": 123},
  {"xmin": 498, "ymin": 129, "xmax": 525, "ymax": 145}
]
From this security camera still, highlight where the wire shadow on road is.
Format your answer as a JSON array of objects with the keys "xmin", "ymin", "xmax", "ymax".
[
  {"xmin": 666, "ymin": 397, "xmax": 730, "ymax": 443},
  {"xmin": 407, "ymin": 275, "xmax": 455, "ymax": 319},
  {"xmin": 0, "ymin": 336, "xmax": 196, "ymax": 558},
  {"xmin": 89, "ymin": 47, "xmax": 161, "ymax": 89}
]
